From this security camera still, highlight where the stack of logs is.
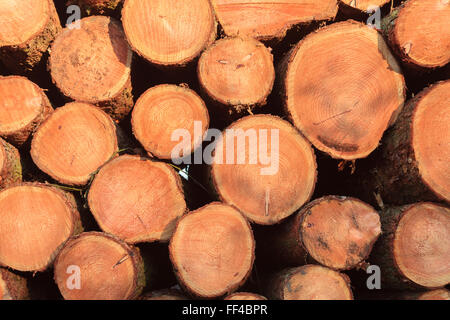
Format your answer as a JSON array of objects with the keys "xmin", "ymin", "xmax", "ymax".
[{"xmin": 0, "ymin": 0, "xmax": 448, "ymax": 300}]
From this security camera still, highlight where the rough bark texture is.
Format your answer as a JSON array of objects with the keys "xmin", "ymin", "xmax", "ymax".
[
  {"xmin": 0, "ymin": 268, "xmax": 29, "ymax": 300},
  {"xmin": 0, "ymin": 138, "xmax": 22, "ymax": 190},
  {"xmin": 0, "ymin": 1, "xmax": 61, "ymax": 74},
  {"xmin": 67, "ymin": 0, "xmax": 123, "ymax": 15},
  {"xmin": 358, "ymin": 82, "xmax": 449, "ymax": 205}
]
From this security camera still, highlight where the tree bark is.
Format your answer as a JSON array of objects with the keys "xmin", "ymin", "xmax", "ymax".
[
  {"xmin": 0, "ymin": 138, "xmax": 21, "ymax": 189},
  {"xmin": 169, "ymin": 202, "xmax": 255, "ymax": 298},
  {"xmin": 357, "ymin": 81, "xmax": 450, "ymax": 205},
  {"xmin": 0, "ymin": 268, "xmax": 29, "ymax": 300},
  {"xmin": 225, "ymin": 292, "xmax": 267, "ymax": 300},
  {"xmin": 280, "ymin": 20, "xmax": 405, "ymax": 160},
  {"xmin": 0, "ymin": 0, "xmax": 61, "ymax": 74},
  {"xmin": 49, "ymin": 16, "xmax": 133, "ymax": 121}
]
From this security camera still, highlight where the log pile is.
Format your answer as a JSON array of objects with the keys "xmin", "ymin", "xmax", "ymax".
[{"xmin": 0, "ymin": 0, "xmax": 448, "ymax": 301}]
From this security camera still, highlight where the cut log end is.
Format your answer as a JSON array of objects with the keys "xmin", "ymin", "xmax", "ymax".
[
  {"xmin": 0, "ymin": 0, "xmax": 61, "ymax": 73},
  {"xmin": 0, "ymin": 268, "xmax": 29, "ymax": 300},
  {"xmin": 225, "ymin": 292, "xmax": 267, "ymax": 300},
  {"xmin": 122, "ymin": 0, "xmax": 216, "ymax": 66},
  {"xmin": 285, "ymin": 20, "xmax": 405, "ymax": 160},
  {"xmin": 412, "ymin": 81, "xmax": 450, "ymax": 203},
  {"xmin": 300, "ymin": 196, "xmax": 381, "ymax": 270},
  {"xmin": 88, "ymin": 154, "xmax": 187, "ymax": 243},
  {"xmin": 169, "ymin": 202, "xmax": 255, "ymax": 298},
  {"xmin": 340, "ymin": 0, "xmax": 390, "ymax": 11},
  {"xmin": 131, "ymin": 84, "xmax": 209, "ymax": 160},
  {"xmin": 49, "ymin": 16, "xmax": 132, "ymax": 120},
  {"xmin": 0, "ymin": 183, "xmax": 80, "ymax": 272},
  {"xmin": 198, "ymin": 37, "xmax": 274, "ymax": 110},
  {"xmin": 393, "ymin": 203, "xmax": 450, "ymax": 288},
  {"xmin": 31, "ymin": 102, "xmax": 118, "ymax": 186},
  {"xmin": 391, "ymin": 0, "xmax": 450, "ymax": 68},
  {"xmin": 140, "ymin": 289, "xmax": 187, "ymax": 300},
  {"xmin": 0, "ymin": 0, "xmax": 50, "ymax": 47},
  {"xmin": 417, "ymin": 289, "xmax": 450, "ymax": 300},
  {"xmin": 212, "ymin": 115, "xmax": 317, "ymax": 225},
  {"xmin": 211, "ymin": 0, "xmax": 338, "ymax": 40},
  {"xmin": 268, "ymin": 265, "xmax": 353, "ymax": 300},
  {"xmin": 54, "ymin": 232, "xmax": 144, "ymax": 300},
  {"xmin": 0, "ymin": 138, "xmax": 21, "ymax": 189},
  {"xmin": 0, "ymin": 76, "xmax": 53, "ymax": 146}
]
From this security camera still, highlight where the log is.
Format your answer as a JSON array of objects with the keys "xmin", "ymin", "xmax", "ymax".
[
  {"xmin": 210, "ymin": 0, "xmax": 338, "ymax": 41},
  {"xmin": 87, "ymin": 154, "xmax": 187, "ymax": 243},
  {"xmin": 265, "ymin": 264, "xmax": 353, "ymax": 300},
  {"xmin": 31, "ymin": 102, "xmax": 119, "ymax": 186},
  {"xmin": 198, "ymin": 37, "xmax": 275, "ymax": 118},
  {"xmin": 258, "ymin": 196, "xmax": 381, "ymax": 270},
  {"xmin": 370, "ymin": 202, "xmax": 450, "ymax": 289},
  {"xmin": 67, "ymin": 0, "xmax": 123, "ymax": 15},
  {"xmin": 169, "ymin": 202, "xmax": 255, "ymax": 298},
  {"xmin": 131, "ymin": 84, "xmax": 209, "ymax": 160},
  {"xmin": 211, "ymin": 115, "xmax": 317, "ymax": 225},
  {"xmin": 53, "ymin": 232, "xmax": 145, "ymax": 300},
  {"xmin": 0, "ymin": 268, "xmax": 29, "ymax": 300},
  {"xmin": 49, "ymin": 16, "xmax": 133, "ymax": 121},
  {"xmin": 0, "ymin": 138, "xmax": 21, "ymax": 189},
  {"xmin": 122, "ymin": 0, "xmax": 217, "ymax": 66},
  {"xmin": 398, "ymin": 289, "xmax": 450, "ymax": 300},
  {"xmin": 0, "ymin": 183, "xmax": 82, "ymax": 272},
  {"xmin": 340, "ymin": 0, "xmax": 390, "ymax": 12},
  {"xmin": 383, "ymin": 0, "xmax": 450, "ymax": 69},
  {"xmin": 0, "ymin": 0, "xmax": 61, "ymax": 74},
  {"xmin": 225, "ymin": 292, "xmax": 267, "ymax": 300},
  {"xmin": 0, "ymin": 76, "xmax": 53, "ymax": 146},
  {"xmin": 140, "ymin": 288, "xmax": 187, "ymax": 300},
  {"xmin": 361, "ymin": 80, "xmax": 450, "ymax": 205},
  {"xmin": 282, "ymin": 20, "xmax": 405, "ymax": 160}
]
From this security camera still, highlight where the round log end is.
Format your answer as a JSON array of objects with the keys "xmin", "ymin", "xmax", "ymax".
[
  {"xmin": 198, "ymin": 37, "xmax": 274, "ymax": 109},
  {"xmin": 0, "ymin": 183, "xmax": 80, "ymax": 272},
  {"xmin": 211, "ymin": 0, "xmax": 338, "ymax": 40},
  {"xmin": 417, "ymin": 289, "xmax": 450, "ymax": 300},
  {"xmin": 285, "ymin": 20, "xmax": 405, "ymax": 160},
  {"xmin": 412, "ymin": 81, "xmax": 450, "ymax": 203},
  {"xmin": 131, "ymin": 84, "xmax": 209, "ymax": 160},
  {"xmin": 269, "ymin": 265, "xmax": 353, "ymax": 300},
  {"xmin": 301, "ymin": 196, "xmax": 381, "ymax": 270},
  {"xmin": 0, "ymin": 76, "xmax": 52, "ymax": 146},
  {"xmin": 225, "ymin": 292, "xmax": 267, "ymax": 300},
  {"xmin": 122, "ymin": 0, "xmax": 216, "ymax": 66},
  {"xmin": 31, "ymin": 102, "xmax": 118, "ymax": 186},
  {"xmin": 0, "ymin": 268, "xmax": 29, "ymax": 300},
  {"xmin": 393, "ymin": 203, "xmax": 450, "ymax": 288},
  {"xmin": 54, "ymin": 232, "xmax": 144, "ymax": 300},
  {"xmin": 169, "ymin": 202, "xmax": 255, "ymax": 298},
  {"xmin": 340, "ymin": 0, "xmax": 390, "ymax": 11},
  {"xmin": 392, "ymin": 0, "xmax": 450, "ymax": 68},
  {"xmin": 49, "ymin": 16, "xmax": 131, "ymax": 104},
  {"xmin": 88, "ymin": 154, "xmax": 187, "ymax": 243},
  {"xmin": 0, "ymin": 0, "xmax": 51, "ymax": 46},
  {"xmin": 212, "ymin": 115, "xmax": 317, "ymax": 225}
]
